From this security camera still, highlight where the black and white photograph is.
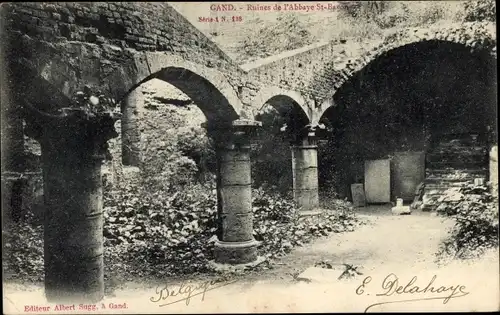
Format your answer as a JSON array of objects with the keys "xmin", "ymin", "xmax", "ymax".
[{"xmin": 1, "ymin": 1, "xmax": 498, "ymax": 313}]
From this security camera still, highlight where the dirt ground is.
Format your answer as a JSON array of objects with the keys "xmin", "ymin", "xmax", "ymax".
[{"xmin": 4, "ymin": 207, "xmax": 499, "ymax": 313}]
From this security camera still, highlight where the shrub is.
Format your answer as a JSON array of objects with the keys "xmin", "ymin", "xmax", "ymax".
[
  {"xmin": 102, "ymin": 182, "xmax": 362, "ymax": 276},
  {"xmin": 3, "ymin": 175, "xmax": 362, "ymax": 281},
  {"xmin": 436, "ymin": 183, "xmax": 499, "ymax": 260},
  {"xmin": 103, "ymin": 181, "xmax": 218, "ymax": 277},
  {"xmin": 2, "ymin": 211, "xmax": 44, "ymax": 282},
  {"xmin": 241, "ymin": 13, "xmax": 317, "ymax": 60},
  {"xmin": 463, "ymin": 0, "xmax": 496, "ymax": 22}
]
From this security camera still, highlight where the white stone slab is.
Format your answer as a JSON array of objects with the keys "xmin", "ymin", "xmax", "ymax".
[{"xmin": 391, "ymin": 205, "xmax": 411, "ymax": 215}]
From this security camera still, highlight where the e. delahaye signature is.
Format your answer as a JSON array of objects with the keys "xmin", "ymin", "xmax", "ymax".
[{"xmin": 356, "ymin": 273, "xmax": 470, "ymax": 312}]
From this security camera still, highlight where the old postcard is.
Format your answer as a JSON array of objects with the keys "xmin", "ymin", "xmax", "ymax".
[{"xmin": 1, "ymin": 1, "xmax": 498, "ymax": 313}]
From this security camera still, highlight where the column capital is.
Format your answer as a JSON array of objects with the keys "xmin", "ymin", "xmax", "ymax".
[
  {"xmin": 203, "ymin": 119, "xmax": 262, "ymax": 150},
  {"xmin": 24, "ymin": 105, "xmax": 121, "ymax": 160},
  {"xmin": 289, "ymin": 124, "xmax": 326, "ymax": 147}
]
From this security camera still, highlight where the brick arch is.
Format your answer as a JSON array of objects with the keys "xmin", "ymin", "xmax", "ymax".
[
  {"xmin": 314, "ymin": 23, "xmax": 496, "ymax": 124},
  {"xmin": 253, "ymin": 87, "xmax": 311, "ymax": 123},
  {"xmin": 118, "ymin": 53, "xmax": 244, "ymax": 123}
]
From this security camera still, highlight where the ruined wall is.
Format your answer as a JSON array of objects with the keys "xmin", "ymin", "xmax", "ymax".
[
  {"xmin": 103, "ymin": 80, "xmax": 212, "ymax": 187},
  {"xmin": 242, "ymin": 40, "xmax": 365, "ymax": 101},
  {"xmin": 0, "ymin": 1, "xmax": 253, "ymax": 223},
  {"xmin": 1, "ymin": 2, "xmax": 250, "ymax": 113},
  {"xmin": 244, "ymin": 22, "xmax": 496, "ymax": 117}
]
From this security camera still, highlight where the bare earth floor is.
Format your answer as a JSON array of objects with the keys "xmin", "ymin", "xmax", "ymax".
[{"xmin": 4, "ymin": 208, "xmax": 499, "ymax": 313}]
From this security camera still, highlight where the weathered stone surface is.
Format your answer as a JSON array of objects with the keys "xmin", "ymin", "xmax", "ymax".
[
  {"xmin": 242, "ymin": 22, "xmax": 495, "ymax": 125},
  {"xmin": 421, "ymin": 134, "xmax": 489, "ymax": 211},
  {"xmin": 220, "ymin": 186, "xmax": 252, "ymax": 215},
  {"xmin": 208, "ymin": 255, "xmax": 266, "ymax": 272},
  {"xmin": 219, "ymin": 154, "xmax": 251, "ymax": 186},
  {"xmin": 214, "ymin": 240, "xmax": 259, "ymax": 265},
  {"xmin": 22, "ymin": 107, "xmax": 120, "ymax": 303},
  {"xmin": 294, "ymin": 189, "xmax": 320, "ymax": 210},
  {"xmin": 2, "ymin": 2, "xmax": 250, "ymax": 122},
  {"xmin": 291, "ymin": 137, "xmax": 319, "ymax": 211},
  {"xmin": 214, "ymin": 120, "xmax": 260, "ymax": 264},
  {"xmin": 293, "ymin": 168, "xmax": 319, "ymax": 190},
  {"xmin": 292, "ymin": 147, "xmax": 319, "ymax": 168},
  {"xmin": 221, "ymin": 212, "xmax": 254, "ymax": 242},
  {"xmin": 121, "ymin": 89, "xmax": 142, "ymax": 166}
]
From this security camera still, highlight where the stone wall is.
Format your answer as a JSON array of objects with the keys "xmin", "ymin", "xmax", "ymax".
[
  {"xmin": 1, "ymin": 2, "xmax": 241, "ymax": 71},
  {"xmin": 242, "ymin": 40, "xmax": 365, "ymax": 100},
  {"xmin": 1, "ymin": 2, "xmax": 249, "ymax": 116},
  {"xmin": 104, "ymin": 80, "xmax": 210, "ymax": 187},
  {"xmin": 422, "ymin": 134, "xmax": 490, "ymax": 210},
  {"xmin": 244, "ymin": 22, "xmax": 496, "ymax": 117}
]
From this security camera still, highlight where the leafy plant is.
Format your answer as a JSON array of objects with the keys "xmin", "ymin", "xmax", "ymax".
[
  {"xmin": 71, "ymin": 85, "xmax": 118, "ymax": 114},
  {"xmin": 436, "ymin": 183, "xmax": 499, "ymax": 260},
  {"xmin": 2, "ymin": 211, "xmax": 44, "ymax": 282},
  {"xmin": 463, "ymin": 0, "xmax": 496, "ymax": 22}
]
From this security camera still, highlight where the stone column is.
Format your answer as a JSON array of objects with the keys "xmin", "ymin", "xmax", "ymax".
[
  {"xmin": 212, "ymin": 119, "xmax": 261, "ymax": 265},
  {"xmin": 121, "ymin": 89, "xmax": 141, "ymax": 166},
  {"xmin": 26, "ymin": 107, "xmax": 120, "ymax": 303},
  {"xmin": 291, "ymin": 126, "xmax": 319, "ymax": 211}
]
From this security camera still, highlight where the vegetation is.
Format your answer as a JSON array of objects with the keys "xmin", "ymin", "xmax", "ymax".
[
  {"xmin": 436, "ymin": 183, "xmax": 499, "ymax": 261},
  {"xmin": 3, "ymin": 83, "xmax": 361, "ymax": 282}
]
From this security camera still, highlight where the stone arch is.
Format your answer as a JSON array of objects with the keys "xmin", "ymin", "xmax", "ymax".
[
  {"xmin": 5, "ymin": 57, "xmax": 74, "ymax": 114},
  {"xmin": 315, "ymin": 23, "xmax": 497, "ymax": 124},
  {"xmin": 115, "ymin": 54, "xmax": 245, "ymax": 166},
  {"xmin": 3, "ymin": 34, "xmax": 245, "ymax": 123},
  {"xmin": 253, "ymin": 87, "xmax": 311, "ymax": 123},
  {"xmin": 118, "ymin": 53, "xmax": 244, "ymax": 122}
]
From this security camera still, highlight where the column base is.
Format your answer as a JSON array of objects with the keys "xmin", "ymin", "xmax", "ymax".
[
  {"xmin": 208, "ymin": 256, "xmax": 267, "ymax": 273},
  {"xmin": 214, "ymin": 239, "xmax": 260, "ymax": 264}
]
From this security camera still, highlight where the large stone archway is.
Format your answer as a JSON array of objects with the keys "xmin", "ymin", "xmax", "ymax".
[
  {"xmin": 316, "ymin": 36, "xmax": 497, "ymax": 205},
  {"xmin": 314, "ymin": 23, "xmax": 497, "ymax": 124}
]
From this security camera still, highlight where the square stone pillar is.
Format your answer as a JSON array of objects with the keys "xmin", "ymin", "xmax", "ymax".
[
  {"xmin": 25, "ymin": 105, "xmax": 120, "ymax": 303},
  {"xmin": 291, "ymin": 127, "xmax": 319, "ymax": 211},
  {"xmin": 211, "ymin": 119, "xmax": 261, "ymax": 265}
]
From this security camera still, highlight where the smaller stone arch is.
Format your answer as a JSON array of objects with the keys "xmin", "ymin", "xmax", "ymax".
[{"xmin": 252, "ymin": 86, "xmax": 311, "ymax": 123}]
